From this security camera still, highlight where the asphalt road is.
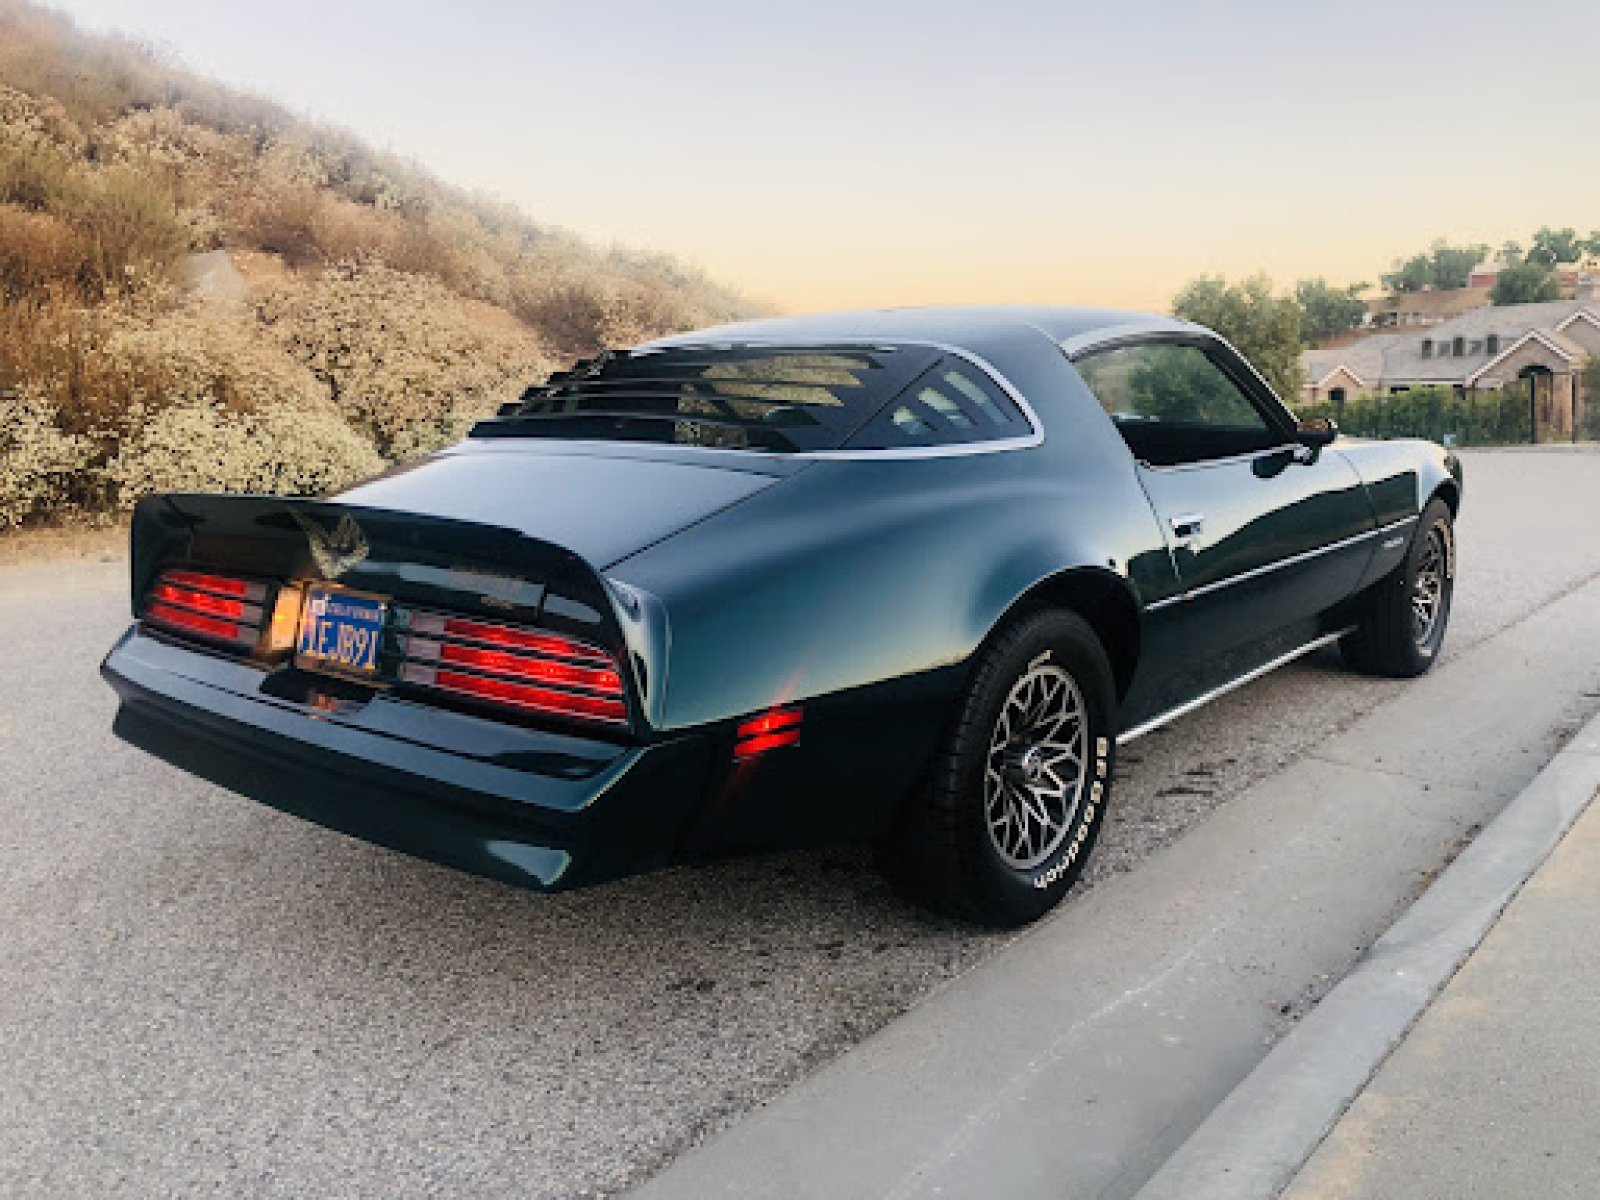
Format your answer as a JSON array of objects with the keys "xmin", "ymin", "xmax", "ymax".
[{"xmin": 3, "ymin": 448, "xmax": 1599, "ymax": 1199}]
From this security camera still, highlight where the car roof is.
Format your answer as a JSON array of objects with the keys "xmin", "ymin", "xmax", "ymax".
[{"xmin": 640, "ymin": 305, "xmax": 1205, "ymax": 358}]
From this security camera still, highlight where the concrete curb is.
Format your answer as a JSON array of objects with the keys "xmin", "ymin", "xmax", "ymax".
[{"xmin": 1135, "ymin": 708, "xmax": 1600, "ymax": 1200}]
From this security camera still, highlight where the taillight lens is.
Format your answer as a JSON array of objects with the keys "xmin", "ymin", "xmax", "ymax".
[
  {"xmin": 141, "ymin": 569, "xmax": 268, "ymax": 651},
  {"xmin": 397, "ymin": 610, "xmax": 629, "ymax": 728}
]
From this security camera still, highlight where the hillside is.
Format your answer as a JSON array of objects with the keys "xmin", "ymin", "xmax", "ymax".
[{"xmin": 0, "ymin": 0, "xmax": 758, "ymax": 526}]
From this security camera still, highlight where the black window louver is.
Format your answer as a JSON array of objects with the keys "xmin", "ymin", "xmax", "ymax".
[{"xmin": 474, "ymin": 343, "xmax": 944, "ymax": 453}]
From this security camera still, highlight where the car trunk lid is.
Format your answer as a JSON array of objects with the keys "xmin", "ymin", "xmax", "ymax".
[{"xmin": 335, "ymin": 442, "xmax": 789, "ymax": 569}]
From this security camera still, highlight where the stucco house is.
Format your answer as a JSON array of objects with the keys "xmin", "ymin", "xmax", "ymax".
[{"xmin": 1302, "ymin": 300, "xmax": 1600, "ymax": 429}]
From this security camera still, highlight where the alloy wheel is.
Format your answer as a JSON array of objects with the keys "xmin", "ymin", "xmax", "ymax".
[
  {"xmin": 1412, "ymin": 525, "xmax": 1447, "ymax": 645},
  {"xmin": 984, "ymin": 659, "xmax": 1089, "ymax": 870}
]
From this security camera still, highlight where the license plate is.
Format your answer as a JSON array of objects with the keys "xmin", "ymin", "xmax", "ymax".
[{"xmin": 296, "ymin": 584, "xmax": 386, "ymax": 680}]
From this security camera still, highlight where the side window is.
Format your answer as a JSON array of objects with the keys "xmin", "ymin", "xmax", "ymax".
[
  {"xmin": 845, "ymin": 357, "xmax": 1030, "ymax": 450},
  {"xmin": 1074, "ymin": 342, "xmax": 1284, "ymax": 467}
]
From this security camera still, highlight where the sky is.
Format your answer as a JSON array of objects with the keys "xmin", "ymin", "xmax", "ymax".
[{"xmin": 47, "ymin": 0, "xmax": 1600, "ymax": 314}]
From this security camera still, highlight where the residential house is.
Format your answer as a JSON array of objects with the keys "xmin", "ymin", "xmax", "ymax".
[
  {"xmin": 1467, "ymin": 260, "xmax": 1597, "ymax": 296},
  {"xmin": 1367, "ymin": 287, "xmax": 1488, "ymax": 329},
  {"xmin": 1301, "ymin": 300, "xmax": 1600, "ymax": 432},
  {"xmin": 1368, "ymin": 264, "xmax": 1597, "ymax": 329}
]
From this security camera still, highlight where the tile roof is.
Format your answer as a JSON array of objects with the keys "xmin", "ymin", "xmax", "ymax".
[{"xmin": 1303, "ymin": 334, "xmax": 1404, "ymax": 386}]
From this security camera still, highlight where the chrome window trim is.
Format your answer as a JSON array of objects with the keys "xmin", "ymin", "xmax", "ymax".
[
  {"xmin": 1060, "ymin": 326, "xmax": 1305, "ymax": 459},
  {"xmin": 618, "ymin": 337, "xmax": 1045, "ymax": 462},
  {"xmin": 1134, "ymin": 444, "xmax": 1300, "ymax": 474},
  {"xmin": 1056, "ymin": 320, "xmax": 1203, "ymax": 359},
  {"xmin": 1117, "ymin": 626, "xmax": 1358, "ymax": 744},
  {"xmin": 1144, "ymin": 516, "xmax": 1417, "ymax": 612}
]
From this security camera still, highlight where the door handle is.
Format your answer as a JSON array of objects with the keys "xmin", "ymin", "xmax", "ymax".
[{"xmin": 1170, "ymin": 513, "xmax": 1205, "ymax": 540}]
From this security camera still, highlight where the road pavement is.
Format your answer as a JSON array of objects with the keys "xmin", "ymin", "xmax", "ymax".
[{"xmin": 2, "ymin": 448, "xmax": 1599, "ymax": 1198}]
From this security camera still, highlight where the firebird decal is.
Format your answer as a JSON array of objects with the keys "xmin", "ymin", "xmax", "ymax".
[{"xmin": 291, "ymin": 511, "xmax": 371, "ymax": 580}]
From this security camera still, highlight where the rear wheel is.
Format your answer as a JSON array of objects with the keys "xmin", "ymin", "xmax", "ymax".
[
  {"xmin": 879, "ymin": 610, "xmax": 1115, "ymax": 927},
  {"xmin": 1342, "ymin": 497, "xmax": 1455, "ymax": 677}
]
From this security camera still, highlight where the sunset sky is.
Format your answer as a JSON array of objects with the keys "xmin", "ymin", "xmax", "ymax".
[{"xmin": 50, "ymin": 0, "xmax": 1600, "ymax": 314}]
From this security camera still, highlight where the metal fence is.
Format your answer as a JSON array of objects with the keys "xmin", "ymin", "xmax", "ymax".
[{"xmin": 1300, "ymin": 379, "xmax": 1600, "ymax": 447}]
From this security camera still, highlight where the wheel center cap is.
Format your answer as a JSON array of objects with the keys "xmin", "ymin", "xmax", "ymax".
[{"xmin": 1017, "ymin": 745, "xmax": 1046, "ymax": 783}]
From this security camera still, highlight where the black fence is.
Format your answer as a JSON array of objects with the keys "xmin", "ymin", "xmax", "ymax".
[{"xmin": 1300, "ymin": 379, "xmax": 1600, "ymax": 447}]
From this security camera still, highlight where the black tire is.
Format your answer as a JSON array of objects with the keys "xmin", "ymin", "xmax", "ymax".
[
  {"xmin": 878, "ymin": 610, "xmax": 1116, "ymax": 928},
  {"xmin": 1341, "ymin": 497, "xmax": 1455, "ymax": 678}
]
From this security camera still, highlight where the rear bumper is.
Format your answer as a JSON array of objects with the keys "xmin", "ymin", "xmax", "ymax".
[{"xmin": 101, "ymin": 627, "xmax": 712, "ymax": 891}]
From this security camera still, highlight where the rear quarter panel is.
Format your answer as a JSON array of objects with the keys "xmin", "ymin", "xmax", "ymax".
[
  {"xmin": 602, "ymin": 329, "xmax": 1182, "ymax": 851},
  {"xmin": 607, "ymin": 443, "xmax": 1173, "ymax": 851},
  {"xmin": 608, "ymin": 341, "xmax": 1176, "ymax": 737}
]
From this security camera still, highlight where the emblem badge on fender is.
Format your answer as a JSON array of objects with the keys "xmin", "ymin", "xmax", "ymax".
[{"xmin": 291, "ymin": 511, "xmax": 370, "ymax": 579}]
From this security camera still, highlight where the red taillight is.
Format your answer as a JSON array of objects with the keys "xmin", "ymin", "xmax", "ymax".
[
  {"xmin": 149, "ymin": 582, "xmax": 247, "ymax": 621},
  {"xmin": 398, "ymin": 609, "xmax": 629, "ymax": 728},
  {"xmin": 734, "ymin": 706, "xmax": 803, "ymax": 759},
  {"xmin": 146, "ymin": 602, "xmax": 244, "ymax": 644},
  {"xmin": 141, "ymin": 568, "xmax": 268, "ymax": 650},
  {"xmin": 403, "ymin": 667, "xmax": 629, "ymax": 724},
  {"xmin": 162, "ymin": 569, "xmax": 252, "ymax": 598},
  {"xmin": 408, "ymin": 611, "xmax": 612, "ymax": 664},
  {"xmin": 434, "ymin": 641, "xmax": 622, "ymax": 692}
]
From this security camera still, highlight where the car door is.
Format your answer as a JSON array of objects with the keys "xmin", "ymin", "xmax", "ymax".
[{"xmin": 1072, "ymin": 335, "xmax": 1377, "ymax": 714}]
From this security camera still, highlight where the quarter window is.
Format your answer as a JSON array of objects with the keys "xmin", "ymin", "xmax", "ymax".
[
  {"xmin": 1074, "ymin": 342, "xmax": 1284, "ymax": 467},
  {"xmin": 843, "ymin": 359, "xmax": 1030, "ymax": 450}
]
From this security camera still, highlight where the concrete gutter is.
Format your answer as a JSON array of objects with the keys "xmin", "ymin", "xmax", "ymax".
[{"xmin": 1137, "ymin": 707, "xmax": 1600, "ymax": 1200}]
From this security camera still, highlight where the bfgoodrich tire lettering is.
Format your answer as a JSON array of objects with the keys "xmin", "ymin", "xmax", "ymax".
[{"xmin": 879, "ymin": 610, "xmax": 1115, "ymax": 927}]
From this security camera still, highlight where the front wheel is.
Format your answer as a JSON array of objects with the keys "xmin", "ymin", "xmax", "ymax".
[
  {"xmin": 878, "ymin": 610, "xmax": 1115, "ymax": 927},
  {"xmin": 1342, "ymin": 497, "xmax": 1455, "ymax": 677}
]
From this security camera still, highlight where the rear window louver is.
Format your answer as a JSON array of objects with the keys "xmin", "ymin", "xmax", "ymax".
[{"xmin": 473, "ymin": 343, "xmax": 943, "ymax": 453}]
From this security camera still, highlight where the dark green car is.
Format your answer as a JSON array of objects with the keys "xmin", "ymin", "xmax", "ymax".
[{"xmin": 102, "ymin": 307, "xmax": 1461, "ymax": 926}]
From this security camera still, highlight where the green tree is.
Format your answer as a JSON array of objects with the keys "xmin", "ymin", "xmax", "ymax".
[
  {"xmin": 1295, "ymin": 277, "xmax": 1368, "ymax": 345},
  {"xmin": 1491, "ymin": 249, "xmax": 1561, "ymax": 306},
  {"xmin": 1172, "ymin": 274, "xmax": 1303, "ymax": 400},
  {"xmin": 1528, "ymin": 226, "xmax": 1584, "ymax": 266},
  {"xmin": 1381, "ymin": 239, "xmax": 1487, "ymax": 293}
]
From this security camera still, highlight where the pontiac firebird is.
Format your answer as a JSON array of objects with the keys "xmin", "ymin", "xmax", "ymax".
[{"xmin": 102, "ymin": 307, "xmax": 1462, "ymax": 926}]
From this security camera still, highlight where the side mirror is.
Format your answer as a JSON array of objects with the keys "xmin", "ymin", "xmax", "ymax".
[{"xmin": 1294, "ymin": 416, "xmax": 1338, "ymax": 448}]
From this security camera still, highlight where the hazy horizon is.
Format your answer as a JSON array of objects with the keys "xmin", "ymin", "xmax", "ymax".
[{"xmin": 46, "ymin": 0, "xmax": 1600, "ymax": 314}]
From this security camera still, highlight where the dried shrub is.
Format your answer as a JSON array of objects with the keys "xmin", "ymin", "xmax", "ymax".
[
  {"xmin": 0, "ymin": 146, "xmax": 185, "ymax": 298},
  {"xmin": 256, "ymin": 262, "xmax": 552, "ymax": 457},
  {"xmin": 0, "ymin": 205, "xmax": 89, "ymax": 300},
  {"xmin": 104, "ymin": 301, "xmax": 326, "ymax": 415},
  {"xmin": 0, "ymin": 141, "xmax": 80, "ymax": 213},
  {"xmin": 0, "ymin": 80, "xmax": 85, "ymax": 152},
  {"xmin": 105, "ymin": 399, "xmax": 382, "ymax": 504},
  {"xmin": 0, "ymin": 385, "xmax": 91, "ymax": 526},
  {"xmin": 508, "ymin": 241, "xmax": 747, "ymax": 355},
  {"xmin": 65, "ymin": 166, "xmax": 188, "ymax": 294}
]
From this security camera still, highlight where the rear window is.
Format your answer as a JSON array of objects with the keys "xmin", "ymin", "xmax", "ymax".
[{"xmin": 473, "ymin": 344, "xmax": 1031, "ymax": 453}]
